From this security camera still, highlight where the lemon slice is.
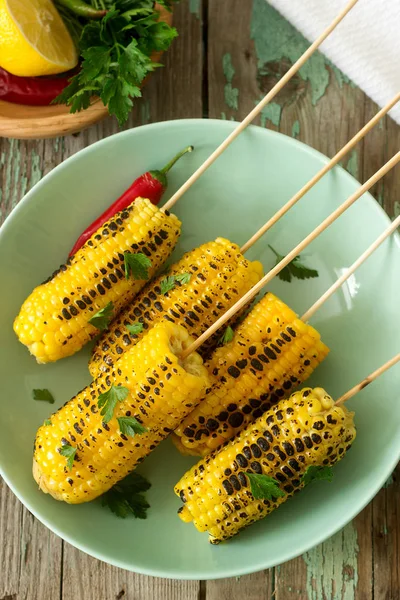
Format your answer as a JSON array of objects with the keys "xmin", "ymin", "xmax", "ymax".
[{"xmin": 0, "ymin": 0, "xmax": 78, "ymax": 77}]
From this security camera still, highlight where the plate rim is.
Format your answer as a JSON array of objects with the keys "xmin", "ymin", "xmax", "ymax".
[{"xmin": 0, "ymin": 118, "xmax": 399, "ymax": 579}]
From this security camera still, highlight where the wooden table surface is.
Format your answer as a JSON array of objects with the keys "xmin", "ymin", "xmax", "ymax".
[{"xmin": 1, "ymin": 1, "xmax": 399, "ymax": 598}]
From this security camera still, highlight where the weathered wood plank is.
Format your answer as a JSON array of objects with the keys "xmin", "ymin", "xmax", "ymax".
[
  {"xmin": 0, "ymin": 2, "xmax": 203, "ymax": 599},
  {"xmin": 205, "ymin": 571, "xmax": 273, "ymax": 600},
  {"xmin": 61, "ymin": 543, "xmax": 200, "ymax": 600}
]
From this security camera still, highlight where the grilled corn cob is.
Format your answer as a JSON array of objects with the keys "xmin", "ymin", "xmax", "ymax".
[
  {"xmin": 14, "ymin": 198, "xmax": 181, "ymax": 363},
  {"xmin": 33, "ymin": 322, "xmax": 209, "ymax": 503},
  {"xmin": 89, "ymin": 238, "xmax": 264, "ymax": 377},
  {"xmin": 175, "ymin": 387, "xmax": 356, "ymax": 543},
  {"xmin": 172, "ymin": 293, "xmax": 329, "ymax": 455}
]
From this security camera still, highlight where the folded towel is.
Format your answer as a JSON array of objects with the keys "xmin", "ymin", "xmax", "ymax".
[{"xmin": 267, "ymin": 0, "xmax": 400, "ymax": 124}]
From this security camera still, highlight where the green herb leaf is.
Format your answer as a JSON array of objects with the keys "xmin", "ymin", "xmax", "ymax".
[
  {"xmin": 160, "ymin": 272, "xmax": 191, "ymax": 295},
  {"xmin": 101, "ymin": 472, "xmax": 151, "ymax": 519},
  {"xmin": 219, "ymin": 325, "xmax": 234, "ymax": 345},
  {"xmin": 301, "ymin": 465, "xmax": 334, "ymax": 486},
  {"xmin": 88, "ymin": 301, "xmax": 114, "ymax": 331},
  {"xmin": 54, "ymin": 1, "xmax": 179, "ymax": 125},
  {"xmin": 43, "ymin": 419, "xmax": 52, "ymax": 426},
  {"xmin": 97, "ymin": 384, "xmax": 129, "ymax": 423},
  {"xmin": 269, "ymin": 245, "xmax": 319, "ymax": 283},
  {"xmin": 126, "ymin": 322, "xmax": 144, "ymax": 336},
  {"xmin": 59, "ymin": 444, "xmax": 77, "ymax": 470},
  {"xmin": 124, "ymin": 253, "xmax": 152, "ymax": 280},
  {"xmin": 246, "ymin": 473, "xmax": 285, "ymax": 500},
  {"xmin": 117, "ymin": 416, "xmax": 148, "ymax": 437},
  {"xmin": 32, "ymin": 389, "xmax": 55, "ymax": 404}
]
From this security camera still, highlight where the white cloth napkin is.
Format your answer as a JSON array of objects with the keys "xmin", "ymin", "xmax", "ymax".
[{"xmin": 267, "ymin": 0, "xmax": 400, "ymax": 124}]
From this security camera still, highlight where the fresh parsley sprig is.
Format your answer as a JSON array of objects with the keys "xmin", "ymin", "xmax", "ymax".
[
  {"xmin": 117, "ymin": 416, "xmax": 148, "ymax": 437},
  {"xmin": 160, "ymin": 272, "xmax": 191, "ymax": 295},
  {"xmin": 246, "ymin": 473, "xmax": 285, "ymax": 500},
  {"xmin": 101, "ymin": 471, "xmax": 151, "ymax": 518},
  {"xmin": 126, "ymin": 322, "xmax": 144, "ymax": 336},
  {"xmin": 124, "ymin": 252, "xmax": 152, "ymax": 280},
  {"xmin": 219, "ymin": 325, "xmax": 234, "ymax": 345},
  {"xmin": 301, "ymin": 465, "xmax": 334, "ymax": 486},
  {"xmin": 97, "ymin": 384, "xmax": 129, "ymax": 423},
  {"xmin": 54, "ymin": 0, "xmax": 178, "ymax": 125},
  {"xmin": 89, "ymin": 300, "xmax": 114, "ymax": 330},
  {"xmin": 269, "ymin": 245, "xmax": 319, "ymax": 283},
  {"xmin": 59, "ymin": 444, "xmax": 77, "ymax": 470}
]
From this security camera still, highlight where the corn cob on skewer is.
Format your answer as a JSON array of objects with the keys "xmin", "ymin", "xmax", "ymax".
[
  {"xmin": 172, "ymin": 293, "xmax": 329, "ymax": 455},
  {"xmin": 89, "ymin": 238, "xmax": 264, "ymax": 377},
  {"xmin": 33, "ymin": 322, "xmax": 209, "ymax": 503},
  {"xmin": 14, "ymin": 198, "xmax": 181, "ymax": 363},
  {"xmin": 175, "ymin": 387, "xmax": 356, "ymax": 543}
]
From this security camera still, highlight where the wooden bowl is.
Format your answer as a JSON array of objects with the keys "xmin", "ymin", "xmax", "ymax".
[{"xmin": 0, "ymin": 5, "xmax": 171, "ymax": 140}]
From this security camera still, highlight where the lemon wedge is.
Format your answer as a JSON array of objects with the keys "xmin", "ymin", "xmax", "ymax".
[{"xmin": 0, "ymin": 0, "xmax": 78, "ymax": 77}]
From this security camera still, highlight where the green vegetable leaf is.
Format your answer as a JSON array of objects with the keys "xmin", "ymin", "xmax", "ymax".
[
  {"xmin": 32, "ymin": 389, "xmax": 55, "ymax": 404},
  {"xmin": 54, "ymin": 1, "xmax": 179, "ymax": 125},
  {"xmin": 219, "ymin": 325, "xmax": 234, "ymax": 345},
  {"xmin": 101, "ymin": 472, "xmax": 151, "ymax": 519},
  {"xmin": 124, "ymin": 252, "xmax": 152, "ymax": 280},
  {"xmin": 246, "ymin": 473, "xmax": 285, "ymax": 500},
  {"xmin": 301, "ymin": 465, "xmax": 334, "ymax": 486},
  {"xmin": 88, "ymin": 301, "xmax": 114, "ymax": 331},
  {"xmin": 126, "ymin": 322, "xmax": 144, "ymax": 336},
  {"xmin": 160, "ymin": 273, "xmax": 191, "ymax": 295},
  {"xmin": 59, "ymin": 444, "xmax": 77, "ymax": 471},
  {"xmin": 43, "ymin": 419, "xmax": 52, "ymax": 427},
  {"xmin": 117, "ymin": 416, "xmax": 148, "ymax": 437},
  {"xmin": 269, "ymin": 245, "xmax": 319, "ymax": 283},
  {"xmin": 97, "ymin": 384, "xmax": 129, "ymax": 424}
]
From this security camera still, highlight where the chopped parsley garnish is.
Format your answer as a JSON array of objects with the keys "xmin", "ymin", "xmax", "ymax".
[
  {"xmin": 126, "ymin": 322, "xmax": 144, "ymax": 336},
  {"xmin": 269, "ymin": 245, "xmax": 319, "ymax": 283},
  {"xmin": 59, "ymin": 444, "xmax": 77, "ymax": 470},
  {"xmin": 160, "ymin": 272, "xmax": 191, "ymax": 295},
  {"xmin": 117, "ymin": 416, "xmax": 148, "ymax": 437},
  {"xmin": 88, "ymin": 301, "xmax": 114, "ymax": 331},
  {"xmin": 43, "ymin": 419, "xmax": 52, "ymax": 427},
  {"xmin": 246, "ymin": 473, "xmax": 285, "ymax": 500},
  {"xmin": 101, "ymin": 472, "xmax": 151, "ymax": 519},
  {"xmin": 301, "ymin": 465, "xmax": 334, "ymax": 486},
  {"xmin": 32, "ymin": 389, "xmax": 55, "ymax": 404},
  {"xmin": 219, "ymin": 325, "xmax": 234, "ymax": 345},
  {"xmin": 97, "ymin": 384, "xmax": 129, "ymax": 423},
  {"xmin": 124, "ymin": 253, "xmax": 152, "ymax": 280}
]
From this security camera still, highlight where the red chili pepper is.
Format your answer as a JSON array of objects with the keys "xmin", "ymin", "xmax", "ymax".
[
  {"xmin": 69, "ymin": 145, "xmax": 194, "ymax": 257},
  {"xmin": 0, "ymin": 67, "xmax": 73, "ymax": 106}
]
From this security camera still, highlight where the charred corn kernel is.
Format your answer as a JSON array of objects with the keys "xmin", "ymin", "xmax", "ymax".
[
  {"xmin": 89, "ymin": 238, "xmax": 264, "ymax": 377},
  {"xmin": 33, "ymin": 322, "xmax": 209, "ymax": 504},
  {"xmin": 14, "ymin": 199, "xmax": 181, "ymax": 363},
  {"xmin": 175, "ymin": 387, "xmax": 356, "ymax": 543},
  {"xmin": 172, "ymin": 294, "xmax": 329, "ymax": 456}
]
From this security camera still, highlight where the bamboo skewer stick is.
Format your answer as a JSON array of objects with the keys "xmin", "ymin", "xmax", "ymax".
[
  {"xmin": 302, "ymin": 214, "xmax": 400, "ymax": 322},
  {"xmin": 162, "ymin": 0, "xmax": 359, "ymax": 213},
  {"xmin": 180, "ymin": 152, "xmax": 400, "ymax": 360},
  {"xmin": 335, "ymin": 353, "xmax": 400, "ymax": 405},
  {"xmin": 240, "ymin": 92, "xmax": 400, "ymax": 254}
]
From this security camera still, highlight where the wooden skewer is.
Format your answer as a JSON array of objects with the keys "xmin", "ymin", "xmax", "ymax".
[
  {"xmin": 240, "ymin": 92, "xmax": 400, "ymax": 254},
  {"xmin": 162, "ymin": 0, "xmax": 359, "ymax": 213},
  {"xmin": 335, "ymin": 353, "xmax": 400, "ymax": 405},
  {"xmin": 180, "ymin": 151, "xmax": 400, "ymax": 360},
  {"xmin": 302, "ymin": 214, "xmax": 400, "ymax": 322}
]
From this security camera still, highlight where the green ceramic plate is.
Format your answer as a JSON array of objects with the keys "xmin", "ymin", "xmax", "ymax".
[{"xmin": 0, "ymin": 120, "xmax": 399, "ymax": 579}]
